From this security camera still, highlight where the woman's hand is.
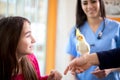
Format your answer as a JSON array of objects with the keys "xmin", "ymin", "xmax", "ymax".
[
  {"xmin": 47, "ymin": 70, "xmax": 62, "ymax": 80},
  {"xmin": 64, "ymin": 53, "xmax": 99, "ymax": 75},
  {"xmin": 91, "ymin": 67, "xmax": 112, "ymax": 78},
  {"xmin": 64, "ymin": 55, "xmax": 92, "ymax": 75}
]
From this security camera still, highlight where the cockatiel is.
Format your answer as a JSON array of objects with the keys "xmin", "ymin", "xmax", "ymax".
[{"xmin": 76, "ymin": 28, "xmax": 90, "ymax": 55}]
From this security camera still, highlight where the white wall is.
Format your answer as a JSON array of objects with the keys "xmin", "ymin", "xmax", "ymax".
[{"xmin": 55, "ymin": 0, "xmax": 76, "ymax": 80}]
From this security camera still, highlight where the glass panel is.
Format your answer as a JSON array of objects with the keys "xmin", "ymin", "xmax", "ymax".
[
  {"xmin": 38, "ymin": 0, "xmax": 48, "ymax": 24},
  {"xmin": 16, "ymin": 0, "xmax": 25, "ymax": 16},
  {"xmin": 0, "ymin": 0, "xmax": 7, "ymax": 17},
  {"xmin": 8, "ymin": 0, "xmax": 16, "ymax": 16}
]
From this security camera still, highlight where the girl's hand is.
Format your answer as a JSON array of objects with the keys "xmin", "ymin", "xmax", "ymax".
[{"xmin": 47, "ymin": 70, "xmax": 62, "ymax": 80}]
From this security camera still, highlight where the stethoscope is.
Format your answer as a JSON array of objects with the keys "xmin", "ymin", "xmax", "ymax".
[
  {"xmin": 76, "ymin": 20, "xmax": 106, "ymax": 47},
  {"xmin": 90, "ymin": 20, "xmax": 106, "ymax": 47},
  {"xmin": 76, "ymin": 19, "xmax": 106, "ymax": 40},
  {"xmin": 97, "ymin": 20, "xmax": 105, "ymax": 39}
]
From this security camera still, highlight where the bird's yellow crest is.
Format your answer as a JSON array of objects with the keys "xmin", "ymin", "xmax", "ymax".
[
  {"xmin": 76, "ymin": 28, "xmax": 83, "ymax": 41},
  {"xmin": 76, "ymin": 28, "xmax": 81, "ymax": 37}
]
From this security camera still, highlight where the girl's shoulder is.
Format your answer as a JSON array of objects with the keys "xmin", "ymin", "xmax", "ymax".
[
  {"xmin": 27, "ymin": 54, "xmax": 41, "ymax": 78},
  {"xmin": 27, "ymin": 54, "xmax": 37, "ymax": 61},
  {"xmin": 11, "ymin": 74, "xmax": 24, "ymax": 80},
  {"xmin": 27, "ymin": 54, "xmax": 39, "ymax": 67}
]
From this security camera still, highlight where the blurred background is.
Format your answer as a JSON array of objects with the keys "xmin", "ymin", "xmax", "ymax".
[{"xmin": 0, "ymin": 0, "xmax": 120, "ymax": 80}]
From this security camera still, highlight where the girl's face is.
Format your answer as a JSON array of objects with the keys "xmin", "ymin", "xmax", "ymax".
[
  {"xmin": 81, "ymin": 0, "xmax": 100, "ymax": 18},
  {"xmin": 16, "ymin": 21, "xmax": 35, "ymax": 58}
]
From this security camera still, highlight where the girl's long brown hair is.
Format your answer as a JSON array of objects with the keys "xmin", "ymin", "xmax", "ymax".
[{"xmin": 0, "ymin": 16, "xmax": 38, "ymax": 80}]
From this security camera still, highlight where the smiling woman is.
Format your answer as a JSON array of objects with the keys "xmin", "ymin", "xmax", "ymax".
[{"xmin": 66, "ymin": 0, "xmax": 120, "ymax": 80}]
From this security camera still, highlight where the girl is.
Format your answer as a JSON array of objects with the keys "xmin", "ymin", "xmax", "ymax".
[{"xmin": 0, "ymin": 16, "xmax": 62, "ymax": 80}]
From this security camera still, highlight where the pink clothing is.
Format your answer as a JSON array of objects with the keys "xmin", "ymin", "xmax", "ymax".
[{"xmin": 12, "ymin": 54, "xmax": 48, "ymax": 80}]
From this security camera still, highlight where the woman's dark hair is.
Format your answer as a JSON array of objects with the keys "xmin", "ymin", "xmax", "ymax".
[
  {"xmin": 76, "ymin": 0, "xmax": 106, "ymax": 28},
  {"xmin": 0, "ymin": 16, "xmax": 38, "ymax": 80}
]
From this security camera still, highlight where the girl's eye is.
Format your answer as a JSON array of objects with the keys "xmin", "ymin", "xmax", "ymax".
[
  {"xmin": 25, "ymin": 31, "xmax": 31, "ymax": 37},
  {"xmin": 26, "ymin": 33, "xmax": 31, "ymax": 37},
  {"xmin": 26, "ymin": 35, "xmax": 30, "ymax": 37}
]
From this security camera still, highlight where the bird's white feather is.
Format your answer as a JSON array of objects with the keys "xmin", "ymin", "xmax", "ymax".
[{"xmin": 76, "ymin": 28, "xmax": 90, "ymax": 55}]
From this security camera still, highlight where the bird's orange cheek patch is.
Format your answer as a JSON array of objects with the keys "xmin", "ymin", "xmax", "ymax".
[{"xmin": 78, "ymin": 36, "xmax": 83, "ymax": 40}]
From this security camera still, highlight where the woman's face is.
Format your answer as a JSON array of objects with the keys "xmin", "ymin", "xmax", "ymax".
[
  {"xmin": 81, "ymin": 0, "xmax": 100, "ymax": 18},
  {"xmin": 16, "ymin": 21, "xmax": 35, "ymax": 58}
]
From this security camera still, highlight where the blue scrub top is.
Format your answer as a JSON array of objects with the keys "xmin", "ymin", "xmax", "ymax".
[{"xmin": 67, "ymin": 18, "xmax": 120, "ymax": 80}]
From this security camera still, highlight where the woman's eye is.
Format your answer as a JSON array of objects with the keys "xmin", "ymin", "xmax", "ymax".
[
  {"xmin": 91, "ymin": 0, "xmax": 97, "ymax": 3},
  {"xmin": 82, "ymin": 1, "xmax": 88, "ymax": 5},
  {"xmin": 82, "ymin": 0, "xmax": 97, "ymax": 5},
  {"xmin": 83, "ymin": 2, "xmax": 88, "ymax": 5}
]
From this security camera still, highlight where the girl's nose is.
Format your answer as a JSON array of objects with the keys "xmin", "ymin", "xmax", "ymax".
[{"xmin": 31, "ymin": 36, "xmax": 36, "ymax": 43}]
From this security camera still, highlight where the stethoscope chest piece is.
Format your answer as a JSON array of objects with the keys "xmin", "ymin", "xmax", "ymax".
[
  {"xmin": 97, "ymin": 19, "xmax": 106, "ymax": 40},
  {"xmin": 97, "ymin": 31, "xmax": 103, "ymax": 39}
]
